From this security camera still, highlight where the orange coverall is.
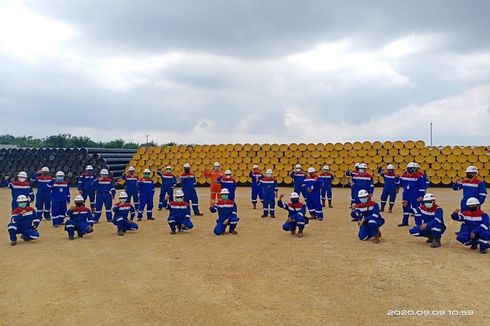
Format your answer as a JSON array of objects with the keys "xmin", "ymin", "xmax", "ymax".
[{"xmin": 204, "ymin": 170, "xmax": 223, "ymax": 201}]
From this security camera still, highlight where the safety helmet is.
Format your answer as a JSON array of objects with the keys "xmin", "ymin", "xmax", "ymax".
[
  {"xmin": 183, "ymin": 163, "xmax": 190, "ymax": 168},
  {"xmin": 56, "ymin": 171, "xmax": 65, "ymax": 177},
  {"xmin": 225, "ymin": 170, "xmax": 232, "ymax": 175},
  {"xmin": 359, "ymin": 163, "xmax": 368, "ymax": 169},
  {"xmin": 220, "ymin": 188, "xmax": 230, "ymax": 195},
  {"xmin": 266, "ymin": 169, "xmax": 273, "ymax": 174},
  {"xmin": 41, "ymin": 167, "xmax": 50, "ymax": 172},
  {"xmin": 128, "ymin": 166, "xmax": 135, "ymax": 172},
  {"xmin": 74, "ymin": 195, "xmax": 84, "ymax": 203},
  {"xmin": 144, "ymin": 168, "xmax": 151, "ymax": 174},
  {"xmin": 406, "ymin": 162, "xmax": 417, "ymax": 169},
  {"xmin": 253, "ymin": 164, "xmax": 259, "ymax": 169},
  {"xmin": 307, "ymin": 167, "xmax": 316, "ymax": 173},
  {"xmin": 358, "ymin": 189, "xmax": 369, "ymax": 198},
  {"xmin": 213, "ymin": 162, "xmax": 220, "ymax": 167},
  {"xmin": 465, "ymin": 166, "xmax": 478, "ymax": 174},
  {"xmin": 387, "ymin": 164, "xmax": 395, "ymax": 170},
  {"xmin": 466, "ymin": 197, "xmax": 480, "ymax": 206},
  {"xmin": 290, "ymin": 192, "xmax": 300, "ymax": 199},
  {"xmin": 423, "ymin": 193, "xmax": 436, "ymax": 202},
  {"xmin": 323, "ymin": 165, "xmax": 329, "ymax": 171},
  {"xmin": 414, "ymin": 162, "xmax": 420, "ymax": 168},
  {"xmin": 119, "ymin": 191, "xmax": 128, "ymax": 199},
  {"xmin": 18, "ymin": 171, "xmax": 28, "ymax": 179},
  {"xmin": 86, "ymin": 165, "xmax": 93, "ymax": 170},
  {"xmin": 100, "ymin": 169, "xmax": 109, "ymax": 175},
  {"xmin": 17, "ymin": 195, "xmax": 29, "ymax": 203},
  {"xmin": 354, "ymin": 163, "xmax": 360, "ymax": 167},
  {"xmin": 165, "ymin": 166, "xmax": 172, "ymax": 170},
  {"xmin": 175, "ymin": 189, "xmax": 184, "ymax": 197},
  {"xmin": 295, "ymin": 164, "xmax": 302, "ymax": 169}
]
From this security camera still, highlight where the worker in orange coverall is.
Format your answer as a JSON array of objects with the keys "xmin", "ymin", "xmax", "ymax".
[{"xmin": 204, "ymin": 162, "xmax": 223, "ymax": 204}]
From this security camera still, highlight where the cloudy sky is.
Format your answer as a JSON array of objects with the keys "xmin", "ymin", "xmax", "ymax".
[{"xmin": 1, "ymin": 0, "xmax": 489, "ymax": 145}]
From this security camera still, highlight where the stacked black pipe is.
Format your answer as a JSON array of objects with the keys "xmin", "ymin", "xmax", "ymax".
[{"xmin": 0, "ymin": 148, "xmax": 136, "ymax": 185}]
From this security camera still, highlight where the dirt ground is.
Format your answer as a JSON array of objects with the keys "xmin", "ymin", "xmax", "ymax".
[{"xmin": 0, "ymin": 186, "xmax": 489, "ymax": 326}]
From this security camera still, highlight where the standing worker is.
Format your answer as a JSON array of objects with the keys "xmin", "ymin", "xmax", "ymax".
[
  {"xmin": 92, "ymin": 169, "xmax": 116, "ymax": 223},
  {"xmin": 180, "ymin": 163, "xmax": 203, "ymax": 216},
  {"xmin": 8, "ymin": 171, "xmax": 34, "ymax": 210},
  {"xmin": 157, "ymin": 166, "xmax": 177, "ymax": 211},
  {"xmin": 377, "ymin": 164, "xmax": 400, "ymax": 213},
  {"xmin": 345, "ymin": 163, "xmax": 361, "ymax": 205},
  {"xmin": 77, "ymin": 165, "xmax": 97, "ymax": 212},
  {"xmin": 319, "ymin": 165, "xmax": 334, "ymax": 208},
  {"xmin": 30, "ymin": 167, "xmax": 54, "ymax": 220},
  {"xmin": 121, "ymin": 166, "xmax": 139, "ymax": 210},
  {"xmin": 249, "ymin": 164, "xmax": 264, "ymax": 209},
  {"xmin": 398, "ymin": 162, "xmax": 426, "ymax": 227},
  {"xmin": 302, "ymin": 167, "xmax": 324, "ymax": 221},
  {"xmin": 137, "ymin": 168, "xmax": 155, "ymax": 220},
  {"xmin": 350, "ymin": 163, "xmax": 374, "ymax": 204},
  {"xmin": 259, "ymin": 169, "xmax": 278, "ymax": 218},
  {"xmin": 204, "ymin": 162, "xmax": 223, "ymax": 205},
  {"xmin": 290, "ymin": 164, "xmax": 306, "ymax": 197},
  {"xmin": 217, "ymin": 170, "xmax": 237, "ymax": 200},
  {"xmin": 50, "ymin": 171, "xmax": 71, "ymax": 227}
]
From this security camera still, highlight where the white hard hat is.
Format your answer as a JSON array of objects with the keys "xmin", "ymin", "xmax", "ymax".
[
  {"xmin": 225, "ymin": 170, "xmax": 232, "ymax": 175},
  {"xmin": 414, "ymin": 162, "xmax": 420, "ymax": 168},
  {"xmin": 407, "ymin": 162, "xmax": 417, "ymax": 168},
  {"xmin": 100, "ymin": 169, "xmax": 109, "ymax": 175},
  {"xmin": 183, "ymin": 163, "xmax": 190, "ymax": 168},
  {"xmin": 266, "ymin": 169, "xmax": 273, "ymax": 174},
  {"xmin": 290, "ymin": 192, "xmax": 300, "ymax": 199},
  {"xmin": 128, "ymin": 166, "xmax": 135, "ymax": 172},
  {"xmin": 16, "ymin": 195, "xmax": 28, "ymax": 202},
  {"xmin": 144, "ymin": 168, "xmax": 151, "ymax": 174},
  {"xmin": 165, "ymin": 166, "xmax": 172, "ymax": 170},
  {"xmin": 355, "ymin": 163, "xmax": 360, "ymax": 167},
  {"xmin": 18, "ymin": 171, "xmax": 28, "ymax": 178},
  {"xmin": 253, "ymin": 164, "xmax": 259, "ymax": 169},
  {"xmin": 220, "ymin": 188, "xmax": 230, "ymax": 195},
  {"xmin": 86, "ymin": 165, "xmax": 93, "ymax": 170},
  {"xmin": 41, "ymin": 167, "xmax": 49, "ymax": 172},
  {"xmin": 213, "ymin": 162, "xmax": 220, "ymax": 167},
  {"xmin": 56, "ymin": 171, "xmax": 65, "ymax": 177},
  {"xmin": 307, "ymin": 167, "xmax": 316, "ymax": 173},
  {"xmin": 359, "ymin": 163, "xmax": 368, "ymax": 169},
  {"xmin": 175, "ymin": 189, "xmax": 184, "ymax": 197},
  {"xmin": 387, "ymin": 164, "xmax": 395, "ymax": 170},
  {"xmin": 465, "ymin": 166, "xmax": 478, "ymax": 174},
  {"xmin": 74, "ymin": 195, "xmax": 84, "ymax": 202},
  {"xmin": 358, "ymin": 189, "xmax": 369, "ymax": 198},
  {"xmin": 466, "ymin": 197, "xmax": 480, "ymax": 206},
  {"xmin": 323, "ymin": 165, "xmax": 329, "ymax": 170},
  {"xmin": 423, "ymin": 193, "xmax": 436, "ymax": 202},
  {"xmin": 295, "ymin": 164, "xmax": 302, "ymax": 169},
  {"xmin": 119, "ymin": 191, "xmax": 128, "ymax": 198}
]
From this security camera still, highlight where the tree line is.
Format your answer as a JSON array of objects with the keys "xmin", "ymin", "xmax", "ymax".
[{"xmin": 0, "ymin": 134, "xmax": 174, "ymax": 149}]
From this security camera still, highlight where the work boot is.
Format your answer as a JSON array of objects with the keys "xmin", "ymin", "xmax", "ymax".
[
  {"xmin": 471, "ymin": 243, "xmax": 478, "ymax": 250},
  {"xmin": 170, "ymin": 230, "xmax": 176, "ymax": 234},
  {"xmin": 388, "ymin": 204, "xmax": 394, "ymax": 213},
  {"xmin": 397, "ymin": 223, "xmax": 409, "ymax": 227},
  {"xmin": 431, "ymin": 239, "xmax": 441, "ymax": 248},
  {"xmin": 380, "ymin": 203, "xmax": 386, "ymax": 212},
  {"xmin": 271, "ymin": 215, "xmax": 275, "ymax": 218},
  {"xmin": 291, "ymin": 229, "xmax": 296, "ymax": 235},
  {"xmin": 69, "ymin": 234, "xmax": 74, "ymax": 240},
  {"xmin": 253, "ymin": 203, "xmax": 257, "ymax": 209},
  {"xmin": 297, "ymin": 231, "xmax": 304, "ymax": 238},
  {"xmin": 328, "ymin": 200, "xmax": 333, "ymax": 208},
  {"xmin": 230, "ymin": 230, "xmax": 238, "ymax": 235},
  {"xmin": 372, "ymin": 236, "xmax": 380, "ymax": 244},
  {"xmin": 321, "ymin": 199, "xmax": 326, "ymax": 207},
  {"xmin": 194, "ymin": 213, "xmax": 203, "ymax": 216},
  {"xmin": 261, "ymin": 214, "xmax": 268, "ymax": 218},
  {"xmin": 137, "ymin": 218, "xmax": 142, "ymax": 221},
  {"xmin": 45, "ymin": 216, "xmax": 51, "ymax": 221},
  {"xmin": 118, "ymin": 231, "xmax": 124, "ymax": 236},
  {"xmin": 10, "ymin": 240, "xmax": 17, "ymax": 246},
  {"xmin": 480, "ymin": 248, "xmax": 488, "ymax": 254},
  {"xmin": 147, "ymin": 217, "xmax": 155, "ymax": 220},
  {"xmin": 425, "ymin": 237, "xmax": 434, "ymax": 243}
]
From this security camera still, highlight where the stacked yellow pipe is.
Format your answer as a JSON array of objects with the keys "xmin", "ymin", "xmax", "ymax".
[{"xmin": 126, "ymin": 141, "xmax": 490, "ymax": 186}]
